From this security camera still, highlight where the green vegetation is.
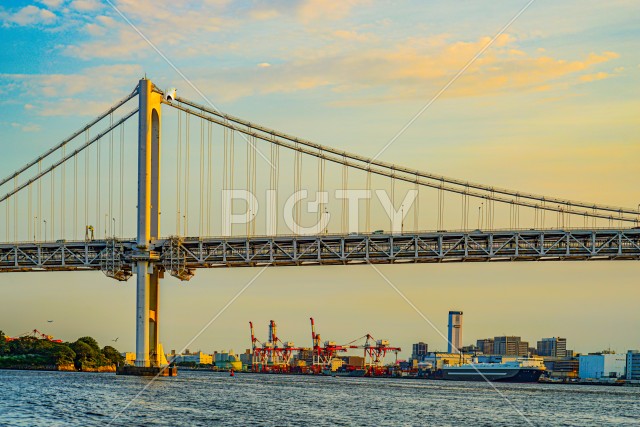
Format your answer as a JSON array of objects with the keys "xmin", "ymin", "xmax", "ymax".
[{"xmin": 0, "ymin": 330, "xmax": 124, "ymax": 371}]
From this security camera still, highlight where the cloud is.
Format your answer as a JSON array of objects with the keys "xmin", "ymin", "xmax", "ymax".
[
  {"xmin": 0, "ymin": 64, "xmax": 143, "ymax": 116},
  {"xmin": 257, "ymin": 63, "xmax": 271, "ymax": 68},
  {"xmin": 297, "ymin": 0, "xmax": 369, "ymax": 23},
  {"xmin": 70, "ymin": 0, "xmax": 102, "ymax": 12},
  {"xmin": 0, "ymin": 5, "xmax": 56, "ymax": 26},
  {"xmin": 39, "ymin": 0, "xmax": 65, "ymax": 9},
  {"xmin": 11, "ymin": 122, "xmax": 41, "ymax": 132},
  {"xmin": 579, "ymin": 72, "xmax": 609, "ymax": 83},
  {"xmin": 61, "ymin": 1, "xmax": 227, "ymax": 59},
  {"xmin": 191, "ymin": 34, "xmax": 620, "ymax": 105}
]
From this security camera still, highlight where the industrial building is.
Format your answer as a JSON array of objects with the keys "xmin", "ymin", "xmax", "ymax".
[
  {"xmin": 447, "ymin": 311, "xmax": 463, "ymax": 353},
  {"xmin": 578, "ymin": 352, "xmax": 626, "ymax": 379},
  {"xmin": 537, "ymin": 337, "xmax": 567, "ymax": 357},
  {"xmin": 626, "ymin": 350, "xmax": 640, "ymax": 380},
  {"xmin": 412, "ymin": 342, "xmax": 428, "ymax": 360}
]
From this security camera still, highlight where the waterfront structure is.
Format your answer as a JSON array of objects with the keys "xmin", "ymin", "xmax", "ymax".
[
  {"xmin": 537, "ymin": 337, "xmax": 567, "ymax": 357},
  {"xmin": 214, "ymin": 350, "xmax": 242, "ymax": 370},
  {"xmin": 578, "ymin": 353, "xmax": 626, "ymax": 379},
  {"xmin": 476, "ymin": 339, "xmax": 494, "ymax": 355},
  {"xmin": 422, "ymin": 352, "xmax": 471, "ymax": 370},
  {"xmin": 542, "ymin": 357, "xmax": 579, "ymax": 379},
  {"xmin": 240, "ymin": 350, "xmax": 252, "ymax": 368},
  {"xmin": 168, "ymin": 351, "xmax": 213, "ymax": 365},
  {"xmin": 494, "ymin": 336, "xmax": 529, "ymax": 356},
  {"xmin": 447, "ymin": 311, "xmax": 463, "ymax": 353},
  {"xmin": 412, "ymin": 342, "xmax": 429, "ymax": 360},
  {"xmin": 626, "ymin": 350, "xmax": 640, "ymax": 380}
]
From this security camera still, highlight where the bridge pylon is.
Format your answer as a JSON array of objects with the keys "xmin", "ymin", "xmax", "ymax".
[{"xmin": 119, "ymin": 78, "xmax": 175, "ymax": 376}]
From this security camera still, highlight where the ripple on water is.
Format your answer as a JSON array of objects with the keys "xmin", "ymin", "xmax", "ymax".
[{"xmin": 0, "ymin": 370, "xmax": 638, "ymax": 426}]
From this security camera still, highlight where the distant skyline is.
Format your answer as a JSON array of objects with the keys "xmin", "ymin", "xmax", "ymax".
[{"xmin": 0, "ymin": 1, "xmax": 639, "ymax": 358}]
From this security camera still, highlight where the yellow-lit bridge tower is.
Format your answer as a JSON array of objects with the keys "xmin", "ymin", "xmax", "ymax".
[{"xmin": 119, "ymin": 78, "xmax": 175, "ymax": 376}]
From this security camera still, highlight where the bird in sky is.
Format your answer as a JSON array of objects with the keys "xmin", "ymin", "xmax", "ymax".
[
  {"xmin": 112, "ymin": 337, "xmax": 119, "ymax": 342},
  {"xmin": 47, "ymin": 320, "xmax": 54, "ymax": 323}
]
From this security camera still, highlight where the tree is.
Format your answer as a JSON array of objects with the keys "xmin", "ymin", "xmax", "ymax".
[
  {"xmin": 76, "ymin": 336, "xmax": 100, "ymax": 353},
  {"xmin": 102, "ymin": 346, "xmax": 124, "ymax": 366},
  {"xmin": 51, "ymin": 345, "xmax": 76, "ymax": 366},
  {"xmin": 71, "ymin": 340, "xmax": 97, "ymax": 369},
  {"xmin": 0, "ymin": 330, "xmax": 8, "ymax": 355}
]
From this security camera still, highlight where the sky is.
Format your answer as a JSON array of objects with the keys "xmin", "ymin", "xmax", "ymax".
[{"xmin": 0, "ymin": 0, "xmax": 639, "ymax": 358}]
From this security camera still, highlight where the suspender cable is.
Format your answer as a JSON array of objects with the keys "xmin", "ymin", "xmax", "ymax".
[
  {"xmin": 184, "ymin": 113, "xmax": 190, "ymax": 236},
  {"xmin": 119, "ymin": 123, "xmax": 124, "ymax": 237},
  {"xmin": 96, "ymin": 136, "xmax": 101, "ymax": 238},
  {"xmin": 294, "ymin": 145, "xmax": 302, "ymax": 234},
  {"xmin": 366, "ymin": 170, "xmax": 371, "ymax": 233},
  {"xmin": 84, "ymin": 131, "xmax": 89, "ymax": 235},
  {"xmin": 5, "ymin": 193, "xmax": 8, "ymax": 241},
  {"xmin": 437, "ymin": 180, "xmax": 444, "ymax": 231},
  {"xmin": 61, "ymin": 146, "xmax": 66, "ymax": 238},
  {"xmin": 317, "ymin": 152, "xmax": 325, "ymax": 230},
  {"xmin": 176, "ymin": 111, "xmax": 182, "ymax": 234},
  {"xmin": 222, "ymin": 127, "xmax": 227, "ymax": 234},
  {"xmin": 269, "ymin": 142, "xmax": 279, "ymax": 234},
  {"xmin": 342, "ymin": 158, "xmax": 348, "ymax": 234},
  {"xmin": 390, "ymin": 174, "xmax": 395, "ymax": 233},
  {"xmin": 199, "ymin": 118, "xmax": 205, "ymax": 237},
  {"xmin": 245, "ymin": 132, "xmax": 251, "ymax": 237},
  {"xmin": 251, "ymin": 136, "xmax": 257, "ymax": 236},
  {"xmin": 74, "ymin": 153, "xmax": 78, "ymax": 240},
  {"xmin": 38, "ymin": 160, "xmax": 41, "ymax": 240},
  {"xmin": 51, "ymin": 170, "xmax": 55, "ymax": 240},
  {"xmin": 207, "ymin": 121, "xmax": 212, "ymax": 236},
  {"xmin": 28, "ymin": 183, "xmax": 32, "ymax": 241},
  {"xmin": 13, "ymin": 178, "xmax": 18, "ymax": 241},
  {"xmin": 109, "ymin": 112, "xmax": 114, "ymax": 236},
  {"xmin": 230, "ymin": 130, "xmax": 235, "ymax": 235},
  {"xmin": 414, "ymin": 176, "xmax": 419, "ymax": 232}
]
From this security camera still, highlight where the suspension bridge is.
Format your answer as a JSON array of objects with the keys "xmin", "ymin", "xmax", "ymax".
[{"xmin": 1, "ymin": 78, "xmax": 638, "ymax": 373}]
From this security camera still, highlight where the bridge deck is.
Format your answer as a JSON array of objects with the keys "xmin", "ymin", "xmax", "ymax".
[{"xmin": 1, "ymin": 229, "xmax": 638, "ymax": 276}]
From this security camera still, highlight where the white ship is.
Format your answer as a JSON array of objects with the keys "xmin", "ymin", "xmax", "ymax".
[{"xmin": 440, "ymin": 357, "xmax": 545, "ymax": 382}]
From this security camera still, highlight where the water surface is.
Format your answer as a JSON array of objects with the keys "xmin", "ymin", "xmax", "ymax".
[{"xmin": 1, "ymin": 370, "xmax": 638, "ymax": 426}]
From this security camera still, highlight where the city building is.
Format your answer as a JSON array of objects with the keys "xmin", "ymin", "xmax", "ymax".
[
  {"xmin": 214, "ymin": 350, "xmax": 242, "ymax": 370},
  {"xmin": 579, "ymin": 352, "xmax": 626, "ymax": 379},
  {"xmin": 542, "ymin": 357, "xmax": 579, "ymax": 379},
  {"xmin": 537, "ymin": 337, "xmax": 567, "ymax": 357},
  {"xmin": 240, "ymin": 349, "xmax": 252, "ymax": 368},
  {"xmin": 476, "ymin": 338, "xmax": 494, "ymax": 355},
  {"xmin": 626, "ymin": 350, "xmax": 640, "ymax": 380},
  {"xmin": 447, "ymin": 311, "xmax": 463, "ymax": 353},
  {"xmin": 461, "ymin": 345, "xmax": 479, "ymax": 354},
  {"xmin": 493, "ymin": 336, "xmax": 529, "ymax": 356},
  {"xmin": 168, "ymin": 351, "xmax": 213, "ymax": 365},
  {"xmin": 411, "ymin": 342, "xmax": 428, "ymax": 360}
]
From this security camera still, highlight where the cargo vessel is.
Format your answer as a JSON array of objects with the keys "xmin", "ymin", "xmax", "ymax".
[
  {"xmin": 440, "ymin": 357, "xmax": 545, "ymax": 382},
  {"xmin": 323, "ymin": 366, "xmax": 366, "ymax": 377}
]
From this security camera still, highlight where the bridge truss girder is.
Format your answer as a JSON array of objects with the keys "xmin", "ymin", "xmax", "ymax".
[{"xmin": 1, "ymin": 229, "xmax": 638, "ymax": 273}]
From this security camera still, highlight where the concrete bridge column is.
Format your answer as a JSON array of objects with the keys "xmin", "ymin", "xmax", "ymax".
[{"xmin": 134, "ymin": 78, "xmax": 163, "ymax": 368}]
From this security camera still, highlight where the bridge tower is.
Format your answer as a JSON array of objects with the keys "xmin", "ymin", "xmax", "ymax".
[
  {"xmin": 135, "ymin": 78, "xmax": 162, "ymax": 368},
  {"xmin": 117, "ymin": 78, "xmax": 174, "ymax": 376}
]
